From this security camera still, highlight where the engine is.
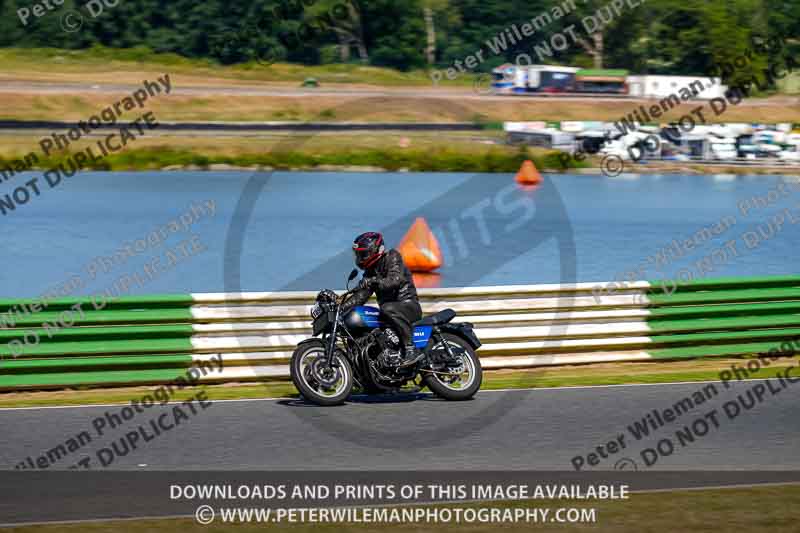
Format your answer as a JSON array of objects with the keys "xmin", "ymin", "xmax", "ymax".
[{"xmin": 352, "ymin": 328, "xmax": 404, "ymax": 386}]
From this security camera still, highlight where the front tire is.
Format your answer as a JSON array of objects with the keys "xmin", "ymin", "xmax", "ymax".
[
  {"xmin": 423, "ymin": 333, "xmax": 482, "ymax": 400},
  {"xmin": 291, "ymin": 341, "xmax": 353, "ymax": 406}
]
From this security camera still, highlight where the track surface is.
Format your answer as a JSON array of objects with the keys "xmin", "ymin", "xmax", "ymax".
[
  {"xmin": 1, "ymin": 80, "xmax": 794, "ymax": 105},
  {"xmin": 0, "ymin": 80, "xmax": 641, "ymax": 101},
  {"xmin": 1, "ymin": 380, "xmax": 798, "ymax": 471}
]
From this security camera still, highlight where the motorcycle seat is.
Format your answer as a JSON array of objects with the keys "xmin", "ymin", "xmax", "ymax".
[{"xmin": 414, "ymin": 308, "xmax": 456, "ymax": 327}]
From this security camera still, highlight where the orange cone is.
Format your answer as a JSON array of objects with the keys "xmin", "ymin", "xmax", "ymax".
[
  {"xmin": 398, "ymin": 217, "xmax": 443, "ymax": 272},
  {"xmin": 515, "ymin": 159, "xmax": 542, "ymax": 185},
  {"xmin": 412, "ymin": 272, "xmax": 442, "ymax": 288}
]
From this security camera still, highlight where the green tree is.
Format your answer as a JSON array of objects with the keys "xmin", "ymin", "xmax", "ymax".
[
  {"xmin": 0, "ymin": 0, "xmax": 791, "ymax": 80},
  {"xmin": 304, "ymin": 0, "xmax": 368, "ymax": 63},
  {"xmin": 640, "ymin": 0, "xmax": 770, "ymax": 88},
  {"xmin": 360, "ymin": 0, "xmax": 427, "ymax": 70}
]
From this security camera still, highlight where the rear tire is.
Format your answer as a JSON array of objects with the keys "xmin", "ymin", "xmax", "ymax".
[
  {"xmin": 423, "ymin": 333, "xmax": 482, "ymax": 401},
  {"xmin": 291, "ymin": 341, "xmax": 353, "ymax": 406}
]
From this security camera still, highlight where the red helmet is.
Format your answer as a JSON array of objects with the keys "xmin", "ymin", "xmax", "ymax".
[{"xmin": 352, "ymin": 232, "xmax": 385, "ymax": 269}]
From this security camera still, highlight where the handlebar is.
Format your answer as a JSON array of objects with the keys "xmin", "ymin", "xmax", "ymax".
[{"xmin": 337, "ymin": 287, "xmax": 358, "ymax": 305}]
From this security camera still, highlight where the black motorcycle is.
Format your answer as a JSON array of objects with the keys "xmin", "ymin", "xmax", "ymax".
[{"xmin": 290, "ymin": 269, "xmax": 483, "ymax": 406}]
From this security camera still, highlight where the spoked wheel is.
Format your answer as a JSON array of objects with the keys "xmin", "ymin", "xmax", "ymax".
[
  {"xmin": 423, "ymin": 333, "xmax": 482, "ymax": 400},
  {"xmin": 291, "ymin": 343, "xmax": 353, "ymax": 406}
]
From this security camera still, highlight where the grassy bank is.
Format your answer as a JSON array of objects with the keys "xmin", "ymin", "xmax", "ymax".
[
  {"xmin": 2, "ymin": 88, "xmax": 799, "ymax": 124},
  {"xmin": 6, "ymin": 484, "xmax": 800, "ymax": 532},
  {"xmin": 4, "ymin": 45, "xmax": 799, "ymax": 94},
  {"xmin": 0, "ymin": 46, "xmax": 461, "ymax": 87},
  {"xmin": 1, "ymin": 356, "xmax": 797, "ymax": 409},
  {"xmin": 3, "ymin": 131, "xmax": 798, "ymax": 174},
  {"xmin": 1, "ymin": 47, "xmax": 799, "ymax": 124},
  {"xmin": 0, "ymin": 131, "xmax": 584, "ymax": 173}
]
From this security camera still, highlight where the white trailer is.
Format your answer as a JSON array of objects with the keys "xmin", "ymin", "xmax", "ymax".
[
  {"xmin": 526, "ymin": 65, "xmax": 580, "ymax": 92},
  {"xmin": 626, "ymin": 75, "xmax": 726, "ymax": 100}
]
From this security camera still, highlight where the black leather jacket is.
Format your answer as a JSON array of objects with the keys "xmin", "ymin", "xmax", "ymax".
[{"xmin": 350, "ymin": 249, "xmax": 418, "ymax": 307}]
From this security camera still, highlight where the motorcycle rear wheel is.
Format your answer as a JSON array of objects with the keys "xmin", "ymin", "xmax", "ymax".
[{"xmin": 423, "ymin": 333, "xmax": 482, "ymax": 401}]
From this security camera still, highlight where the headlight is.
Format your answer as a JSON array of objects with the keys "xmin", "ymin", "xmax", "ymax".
[{"xmin": 310, "ymin": 304, "xmax": 323, "ymax": 319}]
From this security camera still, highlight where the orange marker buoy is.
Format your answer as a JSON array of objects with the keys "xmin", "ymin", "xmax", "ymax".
[
  {"xmin": 412, "ymin": 272, "xmax": 442, "ymax": 288},
  {"xmin": 398, "ymin": 217, "xmax": 443, "ymax": 272},
  {"xmin": 515, "ymin": 159, "xmax": 542, "ymax": 185}
]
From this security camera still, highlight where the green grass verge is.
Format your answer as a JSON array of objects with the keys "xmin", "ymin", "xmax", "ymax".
[
  {"xmin": 0, "ymin": 145, "xmax": 586, "ymax": 173},
  {"xmin": 0, "ymin": 46, "xmax": 471, "ymax": 87},
  {"xmin": 1, "ymin": 356, "xmax": 796, "ymax": 409},
  {"xmin": 5, "ymin": 484, "xmax": 800, "ymax": 532}
]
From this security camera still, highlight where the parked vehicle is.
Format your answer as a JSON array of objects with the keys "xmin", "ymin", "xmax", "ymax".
[
  {"xmin": 491, "ymin": 64, "xmax": 579, "ymax": 94},
  {"xmin": 574, "ymin": 69, "xmax": 629, "ymax": 94},
  {"xmin": 709, "ymin": 138, "xmax": 738, "ymax": 160},
  {"xmin": 627, "ymin": 75, "xmax": 725, "ymax": 99},
  {"xmin": 527, "ymin": 65, "xmax": 580, "ymax": 92},
  {"xmin": 779, "ymin": 146, "xmax": 800, "ymax": 161},
  {"xmin": 489, "ymin": 67, "xmax": 734, "ymax": 99}
]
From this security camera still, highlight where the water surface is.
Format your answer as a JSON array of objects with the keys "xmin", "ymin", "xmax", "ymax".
[{"xmin": 2, "ymin": 171, "xmax": 798, "ymax": 298}]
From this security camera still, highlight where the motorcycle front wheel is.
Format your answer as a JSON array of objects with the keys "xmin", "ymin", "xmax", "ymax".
[
  {"xmin": 291, "ymin": 342, "xmax": 353, "ymax": 406},
  {"xmin": 423, "ymin": 333, "xmax": 482, "ymax": 401}
]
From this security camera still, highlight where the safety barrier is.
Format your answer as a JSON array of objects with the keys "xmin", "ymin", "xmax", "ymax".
[{"xmin": 1, "ymin": 275, "xmax": 799, "ymax": 391}]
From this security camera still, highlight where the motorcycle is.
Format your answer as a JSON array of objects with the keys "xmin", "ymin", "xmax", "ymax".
[{"xmin": 290, "ymin": 269, "xmax": 483, "ymax": 406}]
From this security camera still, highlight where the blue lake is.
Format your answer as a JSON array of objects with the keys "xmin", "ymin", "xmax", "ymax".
[{"xmin": 2, "ymin": 171, "xmax": 798, "ymax": 299}]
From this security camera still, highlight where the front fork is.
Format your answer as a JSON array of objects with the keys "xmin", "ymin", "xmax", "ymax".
[{"xmin": 325, "ymin": 305, "xmax": 342, "ymax": 366}]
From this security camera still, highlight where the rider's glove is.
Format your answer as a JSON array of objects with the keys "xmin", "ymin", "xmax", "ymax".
[{"xmin": 359, "ymin": 276, "xmax": 378, "ymax": 290}]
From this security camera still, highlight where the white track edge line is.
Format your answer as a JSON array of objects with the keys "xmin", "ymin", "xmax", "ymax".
[{"xmin": 0, "ymin": 377, "xmax": 789, "ymax": 412}]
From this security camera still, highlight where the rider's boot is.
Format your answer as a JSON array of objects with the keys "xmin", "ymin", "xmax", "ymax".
[{"xmin": 397, "ymin": 343, "xmax": 424, "ymax": 367}]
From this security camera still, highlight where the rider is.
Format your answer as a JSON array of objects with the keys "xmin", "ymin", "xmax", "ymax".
[{"xmin": 349, "ymin": 231, "xmax": 423, "ymax": 367}]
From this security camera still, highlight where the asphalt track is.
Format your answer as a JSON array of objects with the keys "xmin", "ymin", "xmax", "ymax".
[
  {"xmin": 1, "ymin": 80, "xmax": 794, "ymax": 105},
  {"xmin": 0, "ymin": 80, "xmax": 640, "ymax": 101},
  {"xmin": 1, "ymin": 379, "xmax": 798, "ymax": 471}
]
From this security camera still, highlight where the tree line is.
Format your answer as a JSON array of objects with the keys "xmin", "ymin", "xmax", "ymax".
[{"xmin": 1, "ymin": 0, "xmax": 798, "ymax": 87}]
